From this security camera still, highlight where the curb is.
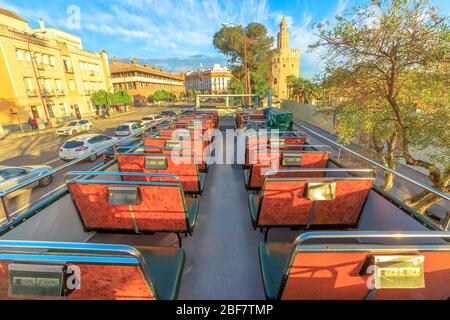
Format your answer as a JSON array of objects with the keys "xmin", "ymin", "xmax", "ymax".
[{"xmin": 0, "ymin": 110, "xmax": 139, "ymax": 140}]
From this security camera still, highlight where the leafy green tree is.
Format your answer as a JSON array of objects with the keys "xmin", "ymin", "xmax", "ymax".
[
  {"xmin": 91, "ymin": 90, "xmax": 108, "ymax": 106},
  {"xmin": 152, "ymin": 90, "xmax": 174, "ymax": 102},
  {"xmin": 310, "ymin": 0, "xmax": 450, "ymax": 213},
  {"xmin": 228, "ymin": 78, "xmax": 244, "ymax": 94},
  {"xmin": 213, "ymin": 22, "xmax": 274, "ymax": 98},
  {"xmin": 113, "ymin": 90, "xmax": 132, "ymax": 105}
]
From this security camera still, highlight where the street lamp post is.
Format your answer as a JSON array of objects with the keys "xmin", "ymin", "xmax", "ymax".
[{"xmin": 27, "ymin": 30, "xmax": 52, "ymax": 128}]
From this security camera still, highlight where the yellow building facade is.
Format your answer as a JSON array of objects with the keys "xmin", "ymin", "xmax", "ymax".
[
  {"xmin": 0, "ymin": 8, "xmax": 111, "ymax": 133},
  {"xmin": 271, "ymin": 17, "xmax": 300, "ymax": 100},
  {"xmin": 110, "ymin": 58, "xmax": 185, "ymax": 98}
]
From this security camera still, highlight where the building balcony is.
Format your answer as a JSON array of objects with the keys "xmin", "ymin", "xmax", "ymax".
[
  {"xmin": 43, "ymin": 89, "xmax": 56, "ymax": 97},
  {"xmin": 26, "ymin": 89, "xmax": 38, "ymax": 97},
  {"xmin": 36, "ymin": 63, "xmax": 47, "ymax": 70},
  {"xmin": 55, "ymin": 89, "xmax": 66, "ymax": 96}
]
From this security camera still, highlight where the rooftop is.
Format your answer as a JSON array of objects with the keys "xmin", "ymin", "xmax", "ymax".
[
  {"xmin": 0, "ymin": 8, "xmax": 28, "ymax": 23},
  {"xmin": 110, "ymin": 58, "xmax": 184, "ymax": 81}
]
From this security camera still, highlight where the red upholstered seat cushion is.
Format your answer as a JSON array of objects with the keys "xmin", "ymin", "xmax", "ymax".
[
  {"xmin": 118, "ymin": 154, "xmax": 200, "ymax": 193},
  {"xmin": 256, "ymin": 177, "xmax": 371, "ymax": 227},
  {"xmin": 68, "ymin": 183, "xmax": 188, "ymax": 232},
  {"xmin": 248, "ymin": 152, "xmax": 330, "ymax": 189},
  {"xmin": 144, "ymin": 138, "xmax": 166, "ymax": 153},
  {"xmin": 258, "ymin": 180, "xmax": 312, "ymax": 226},
  {"xmin": 311, "ymin": 179, "xmax": 372, "ymax": 226},
  {"xmin": 0, "ymin": 262, "xmax": 155, "ymax": 300},
  {"xmin": 282, "ymin": 251, "xmax": 450, "ymax": 300}
]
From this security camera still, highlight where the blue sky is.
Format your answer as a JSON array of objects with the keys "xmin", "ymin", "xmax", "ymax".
[{"xmin": 1, "ymin": 0, "xmax": 449, "ymax": 78}]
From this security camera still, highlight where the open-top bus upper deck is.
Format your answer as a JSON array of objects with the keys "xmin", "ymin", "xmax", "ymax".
[{"xmin": 0, "ymin": 106, "xmax": 448, "ymax": 300}]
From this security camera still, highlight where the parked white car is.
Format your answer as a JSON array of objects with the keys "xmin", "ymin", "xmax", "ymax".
[
  {"xmin": 59, "ymin": 134, "xmax": 118, "ymax": 162},
  {"xmin": 141, "ymin": 114, "xmax": 163, "ymax": 127},
  {"xmin": 56, "ymin": 120, "xmax": 94, "ymax": 136},
  {"xmin": 114, "ymin": 122, "xmax": 142, "ymax": 137}
]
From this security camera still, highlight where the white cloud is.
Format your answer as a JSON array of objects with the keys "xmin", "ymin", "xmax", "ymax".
[{"xmin": 1, "ymin": 0, "xmax": 345, "ymax": 75}]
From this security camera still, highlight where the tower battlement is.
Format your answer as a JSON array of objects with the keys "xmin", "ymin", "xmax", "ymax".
[{"xmin": 271, "ymin": 17, "xmax": 301, "ymax": 100}]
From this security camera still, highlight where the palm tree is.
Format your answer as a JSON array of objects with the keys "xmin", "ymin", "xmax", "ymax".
[{"xmin": 286, "ymin": 75, "xmax": 297, "ymax": 100}]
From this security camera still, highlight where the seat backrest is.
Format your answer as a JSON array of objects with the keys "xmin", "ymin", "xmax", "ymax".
[
  {"xmin": 118, "ymin": 153, "xmax": 200, "ymax": 193},
  {"xmin": 0, "ymin": 242, "xmax": 157, "ymax": 300},
  {"xmin": 237, "ymin": 113, "xmax": 265, "ymax": 129},
  {"xmin": 143, "ymin": 137, "xmax": 208, "ymax": 172},
  {"xmin": 176, "ymin": 118, "xmax": 215, "ymax": 130},
  {"xmin": 68, "ymin": 174, "xmax": 190, "ymax": 232},
  {"xmin": 256, "ymin": 176, "xmax": 373, "ymax": 227},
  {"xmin": 245, "ymin": 136, "xmax": 307, "ymax": 167},
  {"xmin": 280, "ymin": 233, "xmax": 450, "ymax": 300},
  {"xmin": 247, "ymin": 151, "xmax": 330, "ymax": 189}
]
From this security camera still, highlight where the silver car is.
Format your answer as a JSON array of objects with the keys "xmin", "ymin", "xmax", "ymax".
[{"xmin": 0, "ymin": 165, "xmax": 53, "ymax": 199}]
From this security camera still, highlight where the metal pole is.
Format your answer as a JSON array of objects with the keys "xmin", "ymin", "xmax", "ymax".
[
  {"xmin": 28, "ymin": 34, "xmax": 52, "ymax": 128},
  {"xmin": 242, "ymin": 26, "xmax": 251, "ymax": 107},
  {"xmin": 1, "ymin": 196, "xmax": 9, "ymax": 223}
]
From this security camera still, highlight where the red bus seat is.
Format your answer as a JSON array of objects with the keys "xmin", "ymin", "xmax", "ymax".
[
  {"xmin": 0, "ymin": 241, "xmax": 185, "ymax": 300},
  {"xmin": 244, "ymin": 135, "xmax": 307, "ymax": 167},
  {"xmin": 259, "ymin": 232, "xmax": 450, "ymax": 300},
  {"xmin": 244, "ymin": 151, "xmax": 330, "ymax": 190},
  {"xmin": 118, "ymin": 153, "xmax": 206, "ymax": 195},
  {"xmin": 144, "ymin": 137, "xmax": 209, "ymax": 172},
  {"xmin": 249, "ymin": 174, "xmax": 374, "ymax": 239},
  {"xmin": 67, "ymin": 172, "xmax": 198, "ymax": 246}
]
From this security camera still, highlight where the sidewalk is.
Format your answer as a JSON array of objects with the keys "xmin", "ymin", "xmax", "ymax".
[{"xmin": 0, "ymin": 109, "xmax": 139, "ymax": 140}]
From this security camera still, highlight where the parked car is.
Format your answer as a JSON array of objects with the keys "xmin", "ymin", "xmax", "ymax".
[
  {"xmin": 159, "ymin": 119, "xmax": 173, "ymax": 130},
  {"xmin": 56, "ymin": 120, "xmax": 94, "ymax": 136},
  {"xmin": 160, "ymin": 110, "xmax": 176, "ymax": 117},
  {"xmin": 59, "ymin": 134, "xmax": 118, "ymax": 162},
  {"xmin": 102, "ymin": 137, "xmax": 143, "ymax": 162},
  {"xmin": 141, "ymin": 114, "xmax": 163, "ymax": 127},
  {"xmin": 0, "ymin": 165, "xmax": 53, "ymax": 200},
  {"xmin": 114, "ymin": 122, "xmax": 142, "ymax": 137}
]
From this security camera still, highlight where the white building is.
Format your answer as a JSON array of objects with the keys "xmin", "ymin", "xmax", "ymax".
[{"xmin": 185, "ymin": 64, "xmax": 233, "ymax": 93}]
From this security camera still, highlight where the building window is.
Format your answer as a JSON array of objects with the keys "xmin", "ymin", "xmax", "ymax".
[
  {"xmin": 63, "ymin": 58, "xmax": 72, "ymax": 72},
  {"xmin": 47, "ymin": 104, "xmax": 55, "ymax": 118},
  {"xmin": 55, "ymin": 79, "xmax": 62, "ymax": 92},
  {"xmin": 274, "ymin": 78, "xmax": 277, "ymax": 85},
  {"xmin": 24, "ymin": 78, "xmax": 35, "ymax": 96},
  {"xmin": 34, "ymin": 54, "xmax": 41, "ymax": 65},
  {"xmin": 16, "ymin": 50, "xmax": 24, "ymax": 61},
  {"xmin": 69, "ymin": 80, "xmax": 76, "ymax": 91},
  {"xmin": 43, "ymin": 55, "xmax": 49, "ymax": 65},
  {"xmin": 59, "ymin": 103, "xmax": 67, "ymax": 116},
  {"xmin": 50, "ymin": 56, "xmax": 55, "ymax": 66},
  {"xmin": 25, "ymin": 51, "xmax": 31, "ymax": 62}
]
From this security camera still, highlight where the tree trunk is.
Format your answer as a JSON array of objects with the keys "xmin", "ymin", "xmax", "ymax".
[
  {"xmin": 404, "ymin": 191, "xmax": 443, "ymax": 214},
  {"xmin": 371, "ymin": 129, "xmax": 397, "ymax": 192},
  {"xmin": 384, "ymin": 171, "xmax": 395, "ymax": 191}
]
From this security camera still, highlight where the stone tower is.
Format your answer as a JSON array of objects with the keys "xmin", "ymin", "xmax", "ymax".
[{"xmin": 271, "ymin": 17, "xmax": 300, "ymax": 100}]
